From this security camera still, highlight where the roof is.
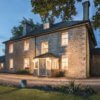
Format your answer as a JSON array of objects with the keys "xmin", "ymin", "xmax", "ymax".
[
  {"xmin": 92, "ymin": 48, "xmax": 100, "ymax": 55},
  {"xmin": 3, "ymin": 20, "xmax": 97, "ymax": 45},
  {"xmin": 0, "ymin": 56, "xmax": 5, "ymax": 62},
  {"xmin": 34, "ymin": 53, "xmax": 59, "ymax": 58}
]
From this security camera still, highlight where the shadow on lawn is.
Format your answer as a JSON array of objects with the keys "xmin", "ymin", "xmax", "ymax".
[{"xmin": 0, "ymin": 88, "xmax": 20, "ymax": 95}]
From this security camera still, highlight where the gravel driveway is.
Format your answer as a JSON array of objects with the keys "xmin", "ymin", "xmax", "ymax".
[{"xmin": 0, "ymin": 73, "xmax": 100, "ymax": 90}]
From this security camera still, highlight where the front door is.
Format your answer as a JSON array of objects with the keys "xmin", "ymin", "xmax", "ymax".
[{"xmin": 39, "ymin": 59, "xmax": 46, "ymax": 76}]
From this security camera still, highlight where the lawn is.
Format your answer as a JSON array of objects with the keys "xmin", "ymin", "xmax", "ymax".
[{"xmin": 0, "ymin": 86, "xmax": 100, "ymax": 100}]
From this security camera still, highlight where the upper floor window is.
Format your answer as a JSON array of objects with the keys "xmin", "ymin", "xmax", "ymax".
[
  {"xmin": 61, "ymin": 55, "xmax": 68, "ymax": 70},
  {"xmin": 9, "ymin": 59, "xmax": 13, "ymax": 69},
  {"xmin": 24, "ymin": 58, "xmax": 30, "ymax": 69},
  {"xmin": 41, "ymin": 41, "xmax": 48, "ymax": 54},
  {"xmin": 9, "ymin": 43, "xmax": 13, "ymax": 53},
  {"xmin": 24, "ymin": 40, "xmax": 29, "ymax": 51},
  {"xmin": 61, "ymin": 32, "xmax": 68, "ymax": 46}
]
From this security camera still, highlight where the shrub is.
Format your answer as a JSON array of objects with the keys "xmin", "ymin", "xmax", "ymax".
[
  {"xmin": 58, "ymin": 81, "xmax": 96, "ymax": 96},
  {"xmin": 55, "ymin": 71, "xmax": 65, "ymax": 77},
  {"xmin": 16, "ymin": 70, "xmax": 30, "ymax": 75},
  {"xmin": 67, "ymin": 81, "xmax": 81, "ymax": 94}
]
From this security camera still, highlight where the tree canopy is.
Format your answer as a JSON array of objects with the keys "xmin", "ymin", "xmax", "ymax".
[
  {"xmin": 31, "ymin": 0, "xmax": 100, "ymax": 29},
  {"xmin": 93, "ymin": 0, "xmax": 100, "ymax": 29},
  {"xmin": 11, "ymin": 18, "xmax": 40, "ymax": 38}
]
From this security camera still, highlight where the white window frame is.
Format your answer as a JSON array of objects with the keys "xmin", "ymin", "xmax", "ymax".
[
  {"xmin": 24, "ymin": 40, "xmax": 29, "ymax": 51},
  {"xmin": 61, "ymin": 32, "xmax": 68, "ymax": 46},
  {"xmin": 46, "ymin": 58, "xmax": 51, "ymax": 70},
  {"xmin": 9, "ymin": 43, "xmax": 13, "ymax": 53},
  {"xmin": 24, "ymin": 58, "xmax": 30, "ymax": 69},
  {"xmin": 61, "ymin": 55, "xmax": 68, "ymax": 70},
  {"xmin": 9, "ymin": 59, "xmax": 13, "ymax": 69},
  {"xmin": 41, "ymin": 41, "xmax": 48, "ymax": 54}
]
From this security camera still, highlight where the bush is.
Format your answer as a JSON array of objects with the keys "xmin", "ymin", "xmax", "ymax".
[
  {"xmin": 67, "ymin": 81, "xmax": 81, "ymax": 94},
  {"xmin": 55, "ymin": 71, "xmax": 65, "ymax": 77},
  {"xmin": 16, "ymin": 70, "xmax": 30, "ymax": 75},
  {"xmin": 58, "ymin": 81, "xmax": 96, "ymax": 96}
]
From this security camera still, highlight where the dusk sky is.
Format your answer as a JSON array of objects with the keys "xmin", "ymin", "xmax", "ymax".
[{"xmin": 0, "ymin": 0, "xmax": 99, "ymax": 56}]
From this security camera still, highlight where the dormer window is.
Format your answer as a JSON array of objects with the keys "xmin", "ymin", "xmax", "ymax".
[
  {"xmin": 9, "ymin": 43, "xmax": 13, "ymax": 53},
  {"xmin": 24, "ymin": 40, "xmax": 29, "ymax": 51},
  {"xmin": 61, "ymin": 32, "xmax": 68, "ymax": 46},
  {"xmin": 41, "ymin": 41, "xmax": 48, "ymax": 54}
]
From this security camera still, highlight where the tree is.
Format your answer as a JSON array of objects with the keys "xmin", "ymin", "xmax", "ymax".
[
  {"xmin": 31, "ymin": 0, "xmax": 82, "ymax": 24},
  {"xmin": 92, "ymin": 0, "xmax": 100, "ymax": 29},
  {"xmin": 11, "ymin": 25, "xmax": 23, "ymax": 38},
  {"xmin": 11, "ymin": 18, "xmax": 40, "ymax": 38},
  {"xmin": 31, "ymin": 0, "xmax": 99, "ymax": 29}
]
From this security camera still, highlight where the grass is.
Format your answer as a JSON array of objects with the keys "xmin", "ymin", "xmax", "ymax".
[{"xmin": 0, "ymin": 86, "xmax": 100, "ymax": 100}]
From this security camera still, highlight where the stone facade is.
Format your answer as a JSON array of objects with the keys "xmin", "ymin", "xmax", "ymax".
[
  {"xmin": 5, "ymin": 38, "xmax": 35, "ymax": 74},
  {"xmin": 3, "ymin": 24, "xmax": 95, "ymax": 78}
]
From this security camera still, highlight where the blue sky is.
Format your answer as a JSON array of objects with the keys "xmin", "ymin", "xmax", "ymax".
[{"xmin": 0, "ymin": 0, "xmax": 99, "ymax": 56}]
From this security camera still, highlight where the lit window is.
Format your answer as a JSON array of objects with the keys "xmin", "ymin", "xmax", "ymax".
[
  {"xmin": 9, "ymin": 59, "xmax": 13, "ymax": 69},
  {"xmin": 9, "ymin": 43, "xmax": 13, "ymax": 53},
  {"xmin": 46, "ymin": 58, "xmax": 51, "ymax": 70},
  {"xmin": 61, "ymin": 32, "xmax": 68, "ymax": 46},
  {"xmin": 24, "ymin": 58, "xmax": 30, "ymax": 69},
  {"xmin": 52, "ymin": 59, "xmax": 58, "ymax": 69},
  {"xmin": 41, "ymin": 41, "xmax": 48, "ymax": 54},
  {"xmin": 24, "ymin": 40, "xmax": 29, "ymax": 51},
  {"xmin": 34, "ymin": 59, "xmax": 39, "ymax": 69},
  {"xmin": 1, "ymin": 63, "xmax": 4, "ymax": 68},
  {"xmin": 0, "ymin": 63, "xmax": 4, "ymax": 69},
  {"xmin": 62, "ymin": 55, "xmax": 68, "ymax": 70}
]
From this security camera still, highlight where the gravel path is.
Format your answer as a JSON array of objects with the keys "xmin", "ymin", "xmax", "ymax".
[{"xmin": 0, "ymin": 73, "xmax": 100, "ymax": 90}]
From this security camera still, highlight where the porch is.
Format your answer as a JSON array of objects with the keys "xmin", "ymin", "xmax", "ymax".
[{"xmin": 33, "ymin": 53, "xmax": 60, "ymax": 77}]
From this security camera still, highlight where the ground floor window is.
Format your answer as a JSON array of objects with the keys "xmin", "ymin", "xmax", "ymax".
[
  {"xmin": 52, "ymin": 59, "xmax": 58, "ymax": 69},
  {"xmin": 61, "ymin": 55, "xmax": 68, "ymax": 70},
  {"xmin": 24, "ymin": 58, "xmax": 30, "ymax": 69},
  {"xmin": 0, "ymin": 63, "xmax": 4, "ymax": 69},
  {"xmin": 33, "ymin": 59, "xmax": 39, "ymax": 69},
  {"xmin": 9, "ymin": 59, "xmax": 13, "ymax": 69}
]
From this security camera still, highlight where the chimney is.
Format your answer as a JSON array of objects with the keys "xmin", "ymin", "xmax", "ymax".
[
  {"xmin": 22, "ymin": 23, "xmax": 32, "ymax": 36},
  {"xmin": 82, "ymin": 0, "xmax": 90, "ymax": 20},
  {"xmin": 43, "ymin": 22, "xmax": 50, "ymax": 29}
]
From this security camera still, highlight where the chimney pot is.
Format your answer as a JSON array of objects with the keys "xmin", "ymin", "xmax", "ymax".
[{"xmin": 43, "ymin": 22, "xmax": 50, "ymax": 29}]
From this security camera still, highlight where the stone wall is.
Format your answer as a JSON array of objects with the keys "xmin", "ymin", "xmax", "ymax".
[
  {"xmin": 67, "ymin": 25, "xmax": 89, "ymax": 78},
  {"xmin": 5, "ymin": 38, "xmax": 35, "ymax": 74}
]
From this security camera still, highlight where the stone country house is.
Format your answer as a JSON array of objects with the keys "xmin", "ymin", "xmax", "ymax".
[{"xmin": 0, "ymin": 1, "xmax": 99, "ymax": 78}]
